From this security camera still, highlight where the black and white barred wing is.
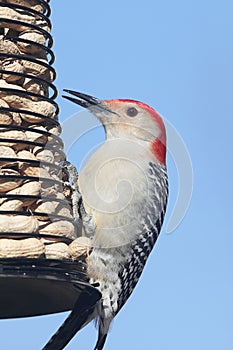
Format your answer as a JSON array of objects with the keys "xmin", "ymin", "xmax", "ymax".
[{"xmin": 117, "ymin": 162, "xmax": 168, "ymax": 313}]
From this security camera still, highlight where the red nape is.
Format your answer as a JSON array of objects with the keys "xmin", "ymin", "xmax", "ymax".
[{"xmin": 151, "ymin": 138, "xmax": 166, "ymax": 164}]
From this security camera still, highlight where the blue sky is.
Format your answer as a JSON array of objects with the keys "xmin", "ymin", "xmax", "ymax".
[{"xmin": 1, "ymin": 1, "xmax": 232, "ymax": 349}]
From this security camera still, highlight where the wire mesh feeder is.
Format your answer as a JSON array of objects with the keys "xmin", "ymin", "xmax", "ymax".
[{"xmin": 0, "ymin": 0, "xmax": 101, "ymax": 348}]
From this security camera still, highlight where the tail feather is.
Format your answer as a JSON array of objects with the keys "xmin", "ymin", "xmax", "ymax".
[
  {"xmin": 93, "ymin": 306, "xmax": 112, "ymax": 350},
  {"xmin": 42, "ymin": 291, "xmax": 99, "ymax": 350},
  {"xmin": 94, "ymin": 332, "xmax": 108, "ymax": 350}
]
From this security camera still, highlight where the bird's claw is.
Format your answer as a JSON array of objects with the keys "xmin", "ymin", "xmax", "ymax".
[
  {"xmin": 58, "ymin": 160, "xmax": 96, "ymax": 237},
  {"xmin": 79, "ymin": 201, "xmax": 96, "ymax": 237}
]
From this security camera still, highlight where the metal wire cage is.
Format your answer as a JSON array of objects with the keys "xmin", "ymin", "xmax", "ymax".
[{"xmin": 0, "ymin": 1, "xmax": 100, "ymax": 348}]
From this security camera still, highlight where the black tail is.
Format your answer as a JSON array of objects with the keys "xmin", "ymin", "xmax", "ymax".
[
  {"xmin": 93, "ymin": 312, "xmax": 112, "ymax": 350},
  {"xmin": 42, "ymin": 290, "xmax": 99, "ymax": 350},
  {"xmin": 94, "ymin": 332, "xmax": 108, "ymax": 350}
]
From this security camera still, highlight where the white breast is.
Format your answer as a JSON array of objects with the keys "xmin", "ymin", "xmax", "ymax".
[{"xmin": 79, "ymin": 138, "xmax": 155, "ymax": 248}]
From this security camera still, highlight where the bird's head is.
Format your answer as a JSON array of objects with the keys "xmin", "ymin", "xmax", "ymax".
[{"xmin": 63, "ymin": 90, "xmax": 166, "ymax": 164}]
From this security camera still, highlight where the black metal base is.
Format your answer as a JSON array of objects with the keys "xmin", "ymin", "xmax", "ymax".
[{"xmin": 0, "ymin": 258, "xmax": 101, "ymax": 319}]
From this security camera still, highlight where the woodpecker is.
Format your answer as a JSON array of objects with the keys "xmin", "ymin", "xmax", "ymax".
[{"xmin": 63, "ymin": 90, "xmax": 168, "ymax": 350}]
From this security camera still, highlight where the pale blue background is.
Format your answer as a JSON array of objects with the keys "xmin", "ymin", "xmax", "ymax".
[{"xmin": 1, "ymin": 1, "xmax": 232, "ymax": 349}]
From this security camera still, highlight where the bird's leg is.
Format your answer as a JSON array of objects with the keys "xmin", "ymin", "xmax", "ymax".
[
  {"xmin": 79, "ymin": 201, "xmax": 96, "ymax": 237},
  {"xmin": 59, "ymin": 160, "xmax": 96, "ymax": 237},
  {"xmin": 59, "ymin": 160, "xmax": 81, "ymax": 222}
]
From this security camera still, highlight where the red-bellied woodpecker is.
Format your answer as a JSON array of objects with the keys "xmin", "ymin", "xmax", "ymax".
[{"xmin": 62, "ymin": 90, "xmax": 168, "ymax": 350}]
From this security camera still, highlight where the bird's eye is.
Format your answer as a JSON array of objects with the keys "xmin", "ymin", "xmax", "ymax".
[{"xmin": 126, "ymin": 107, "xmax": 138, "ymax": 117}]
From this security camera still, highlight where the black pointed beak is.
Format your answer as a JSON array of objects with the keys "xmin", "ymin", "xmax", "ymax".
[
  {"xmin": 63, "ymin": 89, "xmax": 119, "ymax": 118},
  {"xmin": 62, "ymin": 89, "xmax": 103, "ymax": 109}
]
